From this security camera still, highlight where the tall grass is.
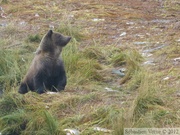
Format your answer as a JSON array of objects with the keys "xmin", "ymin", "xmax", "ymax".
[
  {"xmin": 0, "ymin": 38, "xmax": 148, "ymax": 135},
  {"xmin": 0, "ymin": 49, "xmax": 25, "ymax": 92},
  {"xmin": 62, "ymin": 40, "xmax": 104, "ymax": 85},
  {"xmin": 111, "ymin": 49, "xmax": 143, "ymax": 84},
  {"xmin": 56, "ymin": 22, "xmax": 85, "ymax": 42},
  {"xmin": 0, "ymin": 93, "xmax": 65, "ymax": 135},
  {"xmin": 0, "ymin": 20, "xmax": 168, "ymax": 134},
  {"xmin": 0, "ymin": 93, "xmax": 26, "ymax": 134},
  {"xmin": 113, "ymin": 73, "xmax": 168, "ymax": 135}
]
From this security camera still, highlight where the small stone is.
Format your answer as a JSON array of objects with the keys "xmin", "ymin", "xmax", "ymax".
[
  {"xmin": 92, "ymin": 18, "xmax": 105, "ymax": 22},
  {"xmin": 35, "ymin": 13, "xmax": 39, "ymax": 17},
  {"xmin": 119, "ymin": 68, "xmax": 126, "ymax": 72},
  {"xmin": 163, "ymin": 77, "xmax": 170, "ymax": 80},
  {"xmin": 126, "ymin": 22, "xmax": 134, "ymax": 25},
  {"xmin": 105, "ymin": 87, "xmax": 119, "ymax": 92},
  {"xmin": 177, "ymin": 39, "xmax": 180, "ymax": 42},
  {"xmin": 21, "ymin": 58, "xmax": 25, "ymax": 62},
  {"xmin": 112, "ymin": 69, "xmax": 125, "ymax": 77},
  {"xmin": 93, "ymin": 127, "xmax": 112, "ymax": 133},
  {"xmin": 120, "ymin": 32, "xmax": 126, "ymax": 37},
  {"xmin": 64, "ymin": 129, "xmax": 80, "ymax": 135},
  {"xmin": 143, "ymin": 61, "xmax": 155, "ymax": 65},
  {"xmin": 45, "ymin": 105, "xmax": 49, "ymax": 109},
  {"xmin": 19, "ymin": 21, "xmax": 26, "ymax": 26},
  {"xmin": 141, "ymin": 52, "xmax": 153, "ymax": 57},
  {"xmin": 174, "ymin": 57, "xmax": 180, "ymax": 62},
  {"xmin": 134, "ymin": 42, "xmax": 148, "ymax": 45},
  {"xmin": 46, "ymin": 92, "xmax": 57, "ymax": 94},
  {"xmin": 0, "ymin": 23, "xmax": 7, "ymax": 27},
  {"xmin": 49, "ymin": 24, "xmax": 54, "ymax": 29}
]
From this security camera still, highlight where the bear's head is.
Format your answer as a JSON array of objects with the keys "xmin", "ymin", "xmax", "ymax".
[{"xmin": 36, "ymin": 30, "xmax": 71, "ymax": 57}]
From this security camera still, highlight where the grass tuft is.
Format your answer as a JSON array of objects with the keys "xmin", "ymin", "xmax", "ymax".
[
  {"xmin": 0, "ymin": 49, "xmax": 29, "ymax": 92},
  {"xmin": 27, "ymin": 34, "xmax": 41, "ymax": 43},
  {"xmin": 131, "ymin": 74, "xmax": 164, "ymax": 122},
  {"xmin": 1, "ymin": 0, "xmax": 8, "ymax": 4},
  {"xmin": 57, "ymin": 23, "xmax": 85, "ymax": 42},
  {"xmin": 62, "ymin": 40, "xmax": 104, "ymax": 85}
]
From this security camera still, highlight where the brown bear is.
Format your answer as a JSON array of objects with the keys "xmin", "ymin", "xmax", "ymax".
[{"xmin": 18, "ymin": 30, "xmax": 71, "ymax": 94}]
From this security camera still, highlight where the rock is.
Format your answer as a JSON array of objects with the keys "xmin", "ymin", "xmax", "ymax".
[
  {"xmin": 105, "ymin": 87, "xmax": 119, "ymax": 92},
  {"xmin": 143, "ymin": 44, "xmax": 167, "ymax": 53},
  {"xmin": 35, "ymin": 13, "xmax": 39, "ymax": 17},
  {"xmin": 120, "ymin": 32, "xmax": 126, "ymax": 37},
  {"xmin": 0, "ymin": 23, "xmax": 7, "ymax": 27},
  {"xmin": 64, "ymin": 129, "xmax": 80, "ymax": 135},
  {"xmin": 177, "ymin": 39, "xmax": 180, "ymax": 42},
  {"xmin": 126, "ymin": 22, "xmax": 134, "ymax": 25},
  {"xmin": 45, "ymin": 105, "xmax": 49, "ymax": 109},
  {"xmin": 119, "ymin": 68, "xmax": 126, "ymax": 72},
  {"xmin": 19, "ymin": 21, "xmax": 25, "ymax": 25},
  {"xmin": 93, "ymin": 127, "xmax": 112, "ymax": 133},
  {"xmin": 134, "ymin": 42, "xmax": 148, "ymax": 45},
  {"xmin": 163, "ymin": 77, "xmax": 170, "ymax": 81},
  {"xmin": 92, "ymin": 18, "xmax": 105, "ymax": 22},
  {"xmin": 46, "ymin": 92, "xmax": 57, "ymax": 95},
  {"xmin": 173, "ymin": 57, "xmax": 180, "ymax": 65},
  {"xmin": 177, "ymin": 93, "xmax": 180, "ymax": 97},
  {"xmin": 173, "ymin": 21, "xmax": 180, "ymax": 30},
  {"xmin": 0, "ymin": 6, "xmax": 3, "ymax": 11},
  {"xmin": 174, "ymin": 57, "xmax": 180, "ymax": 62},
  {"xmin": 49, "ymin": 24, "xmax": 54, "ymax": 29},
  {"xmin": 143, "ymin": 61, "xmax": 155, "ymax": 65},
  {"xmin": 151, "ymin": 19, "xmax": 171, "ymax": 23},
  {"xmin": 112, "ymin": 69, "xmax": 125, "ymax": 77},
  {"xmin": 141, "ymin": 52, "xmax": 153, "ymax": 57}
]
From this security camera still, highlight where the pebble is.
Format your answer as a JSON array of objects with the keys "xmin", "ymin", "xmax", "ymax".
[
  {"xmin": 126, "ymin": 22, "xmax": 134, "ymax": 25},
  {"xmin": 174, "ymin": 57, "xmax": 180, "ymax": 62},
  {"xmin": 143, "ymin": 61, "xmax": 155, "ymax": 65},
  {"xmin": 141, "ymin": 52, "xmax": 153, "ymax": 57},
  {"xmin": 64, "ymin": 129, "xmax": 80, "ymax": 135},
  {"xmin": 177, "ymin": 39, "xmax": 180, "ymax": 42},
  {"xmin": 120, "ymin": 32, "xmax": 126, "ymax": 37},
  {"xmin": 35, "ymin": 13, "xmax": 39, "ymax": 17},
  {"xmin": 0, "ymin": 23, "xmax": 7, "ymax": 27},
  {"xmin": 112, "ymin": 69, "xmax": 125, "ymax": 77},
  {"xmin": 134, "ymin": 42, "xmax": 148, "ymax": 45},
  {"xmin": 105, "ymin": 87, "xmax": 119, "ymax": 92},
  {"xmin": 92, "ymin": 18, "xmax": 105, "ymax": 22},
  {"xmin": 93, "ymin": 127, "xmax": 112, "ymax": 133},
  {"xmin": 163, "ymin": 77, "xmax": 170, "ymax": 81},
  {"xmin": 46, "ymin": 92, "xmax": 57, "ymax": 95},
  {"xmin": 143, "ymin": 44, "xmax": 166, "ymax": 53}
]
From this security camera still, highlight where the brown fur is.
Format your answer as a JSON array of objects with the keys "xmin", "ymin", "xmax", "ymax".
[{"xmin": 18, "ymin": 30, "xmax": 71, "ymax": 94}]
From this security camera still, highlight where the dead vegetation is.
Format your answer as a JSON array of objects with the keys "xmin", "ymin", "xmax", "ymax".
[{"xmin": 0, "ymin": 0, "xmax": 179, "ymax": 134}]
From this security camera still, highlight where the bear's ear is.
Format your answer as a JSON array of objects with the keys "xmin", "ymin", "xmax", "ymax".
[{"xmin": 47, "ymin": 30, "xmax": 53, "ymax": 37}]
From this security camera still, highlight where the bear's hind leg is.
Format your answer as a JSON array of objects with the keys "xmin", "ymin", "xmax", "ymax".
[
  {"xmin": 34, "ymin": 72, "xmax": 46, "ymax": 94},
  {"xmin": 18, "ymin": 83, "xmax": 28, "ymax": 94},
  {"xmin": 56, "ymin": 73, "xmax": 67, "ymax": 91}
]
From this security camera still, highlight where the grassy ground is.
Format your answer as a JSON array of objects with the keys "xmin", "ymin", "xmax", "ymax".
[{"xmin": 0, "ymin": 0, "xmax": 179, "ymax": 135}]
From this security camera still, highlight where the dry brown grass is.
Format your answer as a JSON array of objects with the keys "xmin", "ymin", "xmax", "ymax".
[{"xmin": 0, "ymin": 0, "xmax": 179, "ymax": 134}]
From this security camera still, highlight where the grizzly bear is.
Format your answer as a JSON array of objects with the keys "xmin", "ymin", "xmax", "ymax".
[{"xmin": 18, "ymin": 30, "xmax": 71, "ymax": 94}]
